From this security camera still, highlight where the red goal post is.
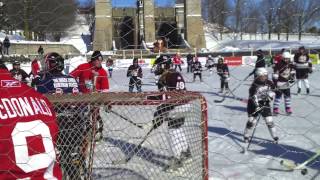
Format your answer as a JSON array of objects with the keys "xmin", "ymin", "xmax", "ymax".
[{"xmin": 47, "ymin": 91, "xmax": 208, "ymax": 180}]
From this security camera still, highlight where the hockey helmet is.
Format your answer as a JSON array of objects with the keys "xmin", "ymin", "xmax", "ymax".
[
  {"xmin": 218, "ymin": 56, "xmax": 224, "ymax": 63},
  {"xmin": 133, "ymin": 57, "xmax": 138, "ymax": 64},
  {"xmin": 282, "ymin": 52, "xmax": 291, "ymax": 59},
  {"xmin": 255, "ymin": 67, "xmax": 268, "ymax": 77},
  {"xmin": 256, "ymin": 49, "xmax": 263, "ymax": 55},
  {"xmin": 45, "ymin": 52, "xmax": 64, "ymax": 73},
  {"xmin": 91, "ymin": 50, "xmax": 103, "ymax": 61},
  {"xmin": 12, "ymin": 61, "xmax": 20, "ymax": 66}
]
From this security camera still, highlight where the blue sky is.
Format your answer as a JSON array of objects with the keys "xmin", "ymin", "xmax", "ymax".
[{"xmin": 77, "ymin": 0, "xmax": 176, "ymax": 7}]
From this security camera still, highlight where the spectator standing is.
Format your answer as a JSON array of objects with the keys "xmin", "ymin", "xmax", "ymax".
[{"xmin": 3, "ymin": 36, "xmax": 10, "ymax": 55}]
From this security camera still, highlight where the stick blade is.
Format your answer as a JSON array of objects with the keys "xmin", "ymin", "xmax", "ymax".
[{"xmin": 280, "ymin": 159, "xmax": 296, "ymax": 170}]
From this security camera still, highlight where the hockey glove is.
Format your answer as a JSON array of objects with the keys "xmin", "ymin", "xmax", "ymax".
[{"xmin": 267, "ymin": 91, "xmax": 275, "ymax": 101}]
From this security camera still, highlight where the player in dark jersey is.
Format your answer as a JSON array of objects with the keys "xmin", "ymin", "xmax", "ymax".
[
  {"xmin": 216, "ymin": 56, "xmax": 230, "ymax": 93},
  {"xmin": 9, "ymin": 61, "xmax": 29, "ymax": 84},
  {"xmin": 244, "ymin": 68, "xmax": 279, "ymax": 144},
  {"xmin": 151, "ymin": 65, "xmax": 191, "ymax": 171},
  {"xmin": 272, "ymin": 52, "xmax": 295, "ymax": 115},
  {"xmin": 127, "ymin": 58, "xmax": 143, "ymax": 92},
  {"xmin": 0, "ymin": 60, "xmax": 63, "ymax": 179},
  {"xmin": 33, "ymin": 52, "xmax": 91, "ymax": 179},
  {"xmin": 192, "ymin": 56, "xmax": 203, "ymax": 82},
  {"xmin": 294, "ymin": 46, "xmax": 312, "ymax": 94}
]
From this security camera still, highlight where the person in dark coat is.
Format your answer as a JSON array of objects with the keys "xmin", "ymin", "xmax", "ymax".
[
  {"xmin": 3, "ymin": 36, "xmax": 10, "ymax": 55},
  {"xmin": 38, "ymin": 45, "xmax": 44, "ymax": 55}
]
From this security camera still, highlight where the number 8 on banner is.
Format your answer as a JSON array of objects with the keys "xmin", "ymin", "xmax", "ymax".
[{"xmin": 12, "ymin": 120, "xmax": 57, "ymax": 180}]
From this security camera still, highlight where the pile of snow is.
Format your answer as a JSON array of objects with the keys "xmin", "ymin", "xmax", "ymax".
[{"xmin": 61, "ymin": 14, "xmax": 90, "ymax": 54}]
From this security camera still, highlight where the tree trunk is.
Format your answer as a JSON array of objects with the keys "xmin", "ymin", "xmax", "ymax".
[{"xmin": 298, "ymin": 17, "xmax": 302, "ymax": 41}]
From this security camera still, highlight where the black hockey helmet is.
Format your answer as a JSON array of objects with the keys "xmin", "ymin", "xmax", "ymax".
[
  {"xmin": 12, "ymin": 61, "xmax": 20, "ymax": 66},
  {"xmin": 0, "ymin": 59, "xmax": 7, "ymax": 70},
  {"xmin": 45, "ymin": 52, "xmax": 64, "ymax": 73},
  {"xmin": 218, "ymin": 55, "xmax": 224, "ymax": 63},
  {"xmin": 91, "ymin": 50, "xmax": 103, "ymax": 62},
  {"xmin": 256, "ymin": 49, "xmax": 263, "ymax": 55},
  {"xmin": 133, "ymin": 57, "xmax": 138, "ymax": 64}
]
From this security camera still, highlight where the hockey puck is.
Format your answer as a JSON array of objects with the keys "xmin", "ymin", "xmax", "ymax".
[
  {"xmin": 301, "ymin": 168, "xmax": 308, "ymax": 175},
  {"xmin": 280, "ymin": 160, "xmax": 284, "ymax": 165}
]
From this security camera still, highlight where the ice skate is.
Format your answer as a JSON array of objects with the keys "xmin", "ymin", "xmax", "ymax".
[
  {"xmin": 286, "ymin": 107, "xmax": 292, "ymax": 115},
  {"xmin": 273, "ymin": 108, "xmax": 279, "ymax": 116}
]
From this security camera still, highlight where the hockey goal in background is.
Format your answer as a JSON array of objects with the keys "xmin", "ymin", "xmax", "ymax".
[{"xmin": 47, "ymin": 91, "xmax": 208, "ymax": 180}]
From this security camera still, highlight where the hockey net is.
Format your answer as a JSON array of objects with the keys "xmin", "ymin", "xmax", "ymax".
[{"xmin": 47, "ymin": 91, "xmax": 208, "ymax": 180}]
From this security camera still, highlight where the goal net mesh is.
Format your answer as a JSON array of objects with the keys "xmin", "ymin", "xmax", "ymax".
[{"xmin": 47, "ymin": 92, "xmax": 208, "ymax": 180}]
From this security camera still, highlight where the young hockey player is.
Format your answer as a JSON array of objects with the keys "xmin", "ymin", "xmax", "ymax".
[
  {"xmin": 0, "ymin": 60, "xmax": 63, "ymax": 179},
  {"xmin": 127, "ymin": 58, "xmax": 143, "ymax": 92},
  {"xmin": 294, "ymin": 46, "xmax": 312, "ymax": 94},
  {"xmin": 70, "ymin": 50, "xmax": 109, "ymax": 93},
  {"xmin": 216, "ymin": 56, "xmax": 230, "ymax": 93},
  {"xmin": 244, "ymin": 68, "xmax": 279, "ymax": 144},
  {"xmin": 192, "ymin": 56, "xmax": 203, "ymax": 82},
  {"xmin": 106, "ymin": 56, "xmax": 114, "ymax": 78},
  {"xmin": 273, "ymin": 52, "xmax": 295, "ymax": 115},
  {"xmin": 9, "ymin": 61, "xmax": 29, "ymax": 84},
  {"xmin": 154, "ymin": 65, "xmax": 191, "ymax": 171},
  {"xmin": 205, "ymin": 54, "xmax": 215, "ymax": 74},
  {"xmin": 173, "ymin": 52, "xmax": 183, "ymax": 72}
]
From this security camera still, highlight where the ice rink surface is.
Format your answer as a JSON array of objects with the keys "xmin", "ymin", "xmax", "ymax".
[{"xmin": 106, "ymin": 65, "xmax": 320, "ymax": 180}]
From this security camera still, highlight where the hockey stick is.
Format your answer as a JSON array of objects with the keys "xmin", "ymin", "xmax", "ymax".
[
  {"xmin": 214, "ymin": 74, "xmax": 251, "ymax": 103},
  {"xmin": 280, "ymin": 149, "xmax": 320, "ymax": 175},
  {"xmin": 246, "ymin": 114, "xmax": 261, "ymax": 151},
  {"xmin": 108, "ymin": 109, "xmax": 144, "ymax": 129},
  {"xmin": 112, "ymin": 125, "xmax": 155, "ymax": 164}
]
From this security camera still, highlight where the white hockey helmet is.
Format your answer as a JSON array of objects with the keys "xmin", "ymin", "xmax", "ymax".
[
  {"xmin": 282, "ymin": 52, "xmax": 291, "ymax": 59},
  {"xmin": 255, "ymin": 67, "xmax": 268, "ymax": 77}
]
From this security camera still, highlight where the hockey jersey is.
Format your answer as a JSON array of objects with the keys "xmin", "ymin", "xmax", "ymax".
[
  {"xmin": 192, "ymin": 61, "xmax": 202, "ymax": 74},
  {"xmin": 216, "ymin": 63, "xmax": 229, "ymax": 77},
  {"xmin": 35, "ymin": 72, "xmax": 79, "ymax": 94},
  {"xmin": 70, "ymin": 62, "xmax": 109, "ymax": 93},
  {"xmin": 10, "ymin": 68, "xmax": 29, "ymax": 83},
  {"xmin": 158, "ymin": 69, "xmax": 186, "ymax": 91},
  {"xmin": 0, "ymin": 68, "xmax": 62, "ymax": 180},
  {"xmin": 127, "ymin": 65, "xmax": 143, "ymax": 78},
  {"xmin": 294, "ymin": 52, "xmax": 312, "ymax": 70}
]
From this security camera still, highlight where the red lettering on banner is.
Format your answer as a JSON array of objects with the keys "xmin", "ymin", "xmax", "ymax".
[{"xmin": 224, "ymin": 57, "xmax": 242, "ymax": 66}]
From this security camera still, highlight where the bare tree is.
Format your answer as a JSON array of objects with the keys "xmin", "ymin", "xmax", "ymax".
[
  {"xmin": 207, "ymin": 0, "xmax": 230, "ymax": 40},
  {"xmin": 261, "ymin": 0, "xmax": 281, "ymax": 40},
  {"xmin": 4, "ymin": 0, "xmax": 78, "ymax": 41},
  {"xmin": 290, "ymin": 0, "xmax": 320, "ymax": 40},
  {"xmin": 241, "ymin": 0, "xmax": 262, "ymax": 34}
]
